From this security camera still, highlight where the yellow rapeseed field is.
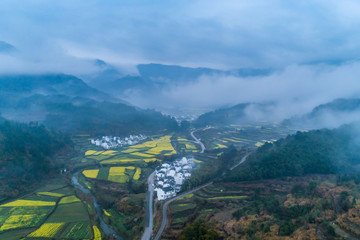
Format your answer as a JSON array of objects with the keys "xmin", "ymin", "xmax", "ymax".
[
  {"xmin": 93, "ymin": 226, "xmax": 102, "ymax": 240},
  {"xmin": 185, "ymin": 143, "xmax": 197, "ymax": 149},
  {"xmin": 108, "ymin": 166, "xmax": 135, "ymax": 183},
  {"xmin": 133, "ymin": 168, "xmax": 141, "ymax": 180},
  {"xmin": 130, "ymin": 152, "xmax": 154, "ymax": 157},
  {"xmin": 1, "ymin": 200, "xmax": 56, "ymax": 207},
  {"xmin": 130, "ymin": 135, "xmax": 176, "ymax": 155},
  {"xmin": 59, "ymin": 195, "xmax": 81, "ymax": 204},
  {"xmin": 85, "ymin": 150, "xmax": 104, "ymax": 156},
  {"xmin": 255, "ymin": 142, "xmax": 264, "ymax": 147},
  {"xmin": 101, "ymin": 150, "xmax": 117, "ymax": 155},
  {"xmin": 101, "ymin": 158, "xmax": 159, "ymax": 164},
  {"xmin": 0, "ymin": 214, "xmax": 45, "ymax": 231},
  {"xmin": 214, "ymin": 144, "xmax": 228, "ymax": 149},
  {"xmin": 28, "ymin": 223, "xmax": 65, "ymax": 238},
  {"xmin": 82, "ymin": 169, "xmax": 99, "ymax": 179},
  {"xmin": 103, "ymin": 209, "xmax": 111, "ymax": 217},
  {"xmin": 37, "ymin": 192, "xmax": 64, "ymax": 197}
]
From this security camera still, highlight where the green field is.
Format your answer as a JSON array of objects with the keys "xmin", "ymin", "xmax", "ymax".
[{"xmin": 0, "ymin": 179, "xmax": 96, "ymax": 240}]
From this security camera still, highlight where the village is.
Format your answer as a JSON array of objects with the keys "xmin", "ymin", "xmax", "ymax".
[
  {"xmin": 91, "ymin": 134, "xmax": 147, "ymax": 149},
  {"xmin": 154, "ymin": 156, "xmax": 194, "ymax": 200}
]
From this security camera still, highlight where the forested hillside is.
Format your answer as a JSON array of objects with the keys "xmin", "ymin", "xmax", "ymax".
[
  {"xmin": 0, "ymin": 122, "xmax": 73, "ymax": 197},
  {"xmin": 226, "ymin": 123, "xmax": 360, "ymax": 182},
  {"xmin": 0, "ymin": 75, "xmax": 179, "ymax": 135}
]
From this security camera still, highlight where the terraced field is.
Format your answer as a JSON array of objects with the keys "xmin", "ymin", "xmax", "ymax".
[
  {"xmin": 196, "ymin": 124, "xmax": 294, "ymax": 150},
  {"xmin": 176, "ymin": 137, "xmax": 200, "ymax": 153},
  {"xmin": 165, "ymin": 183, "xmax": 248, "ymax": 236}
]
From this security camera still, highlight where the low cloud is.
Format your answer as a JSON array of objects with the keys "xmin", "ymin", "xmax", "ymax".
[
  {"xmin": 1, "ymin": 0, "xmax": 360, "ymax": 74},
  {"xmin": 158, "ymin": 61, "xmax": 360, "ymax": 120}
]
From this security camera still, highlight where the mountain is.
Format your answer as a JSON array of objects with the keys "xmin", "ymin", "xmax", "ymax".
[
  {"xmin": 0, "ymin": 41, "xmax": 15, "ymax": 53},
  {"xmin": 193, "ymin": 102, "xmax": 274, "ymax": 127},
  {"xmin": 225, "ymin": 122, "xmax": 360, "ymax": 182},
  {"xmin": 87, "ymin": 63, "xmax": 271, "ymax": 108},
  {"xmin": 0, "ymin": 74, "xmax": 179, "ymax": 135},
  {"xmin": 0, "ymin": 74, "xmax": 113, "ymax": 101},
  {"xmin": 284, "ymin": 98, "xmax": 360, "ymax": 129}
]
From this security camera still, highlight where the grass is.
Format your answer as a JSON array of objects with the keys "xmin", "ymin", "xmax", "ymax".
[
  {"xmin": 46, "ymin": 202, "xmax": 89, "ymax": 223},
  {"xmin": 170, "ymin": 203, "xmax": 196, "ymax": 212},
  {"xmin": 208, "ymin": 196, "xmax": 247, "ymax": 200},
  {"xmin": 0, "ymin": 228, "xmax": 35, "ymax": 240},
  {"xmin": 59, "ymin": 195, "xmax": 81, "ymax": 204},
  {"xmin": 178, "ymin": 193, "xmax": 194, "ymax": 200}
]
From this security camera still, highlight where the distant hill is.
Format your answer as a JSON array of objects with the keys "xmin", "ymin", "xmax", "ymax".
[
  {"xmin": 193, "ymin": 102, "xmax": 274, "ymax": 127},
  {"xmin": 0, "ymin": 74, "xmax": 178, "ymax": 135},
  {"xmin": 284, "ymin": 98, "xmax": 360, "ymax": 129},
  {"xmin": 0, "ymin": 74, "xmax": 112, "ymax": 101},
  {"xmin": 88, "ymin": 63, "xmax": 271, "ymax": 102},
  {"xmin": 225, "ymin": 123, "xmax": 360, "ymax": 182}
]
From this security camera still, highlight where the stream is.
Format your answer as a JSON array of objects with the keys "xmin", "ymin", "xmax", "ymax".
[{"xmin": 71, "ymin": 172, "xmax": 123, "ymax": 240}]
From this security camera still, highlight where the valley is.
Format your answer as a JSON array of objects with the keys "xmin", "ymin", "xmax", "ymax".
[{"xmin": 0, "ymin": 123, "xmax": 293, "ymax": 239}]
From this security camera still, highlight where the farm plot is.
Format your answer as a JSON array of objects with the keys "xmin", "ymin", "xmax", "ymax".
[
  {"xmin": 27, "ymin": 194, "xmax": 93, "ymax": 239},
  {"xmin": 0, "ymin": 185, "xmax": 73, "ymax": 235},
  {"xmin": 0, "ymin": 198, "xmax": 56, "ymax": 233},
  {"xmin": 82, "ymin": 166, "xmax": 142, "ymax": 183},
  {"xmin": 77, "ymin": 135, "xmax": 177, "ymax": 169},
  {"xmin": 176, "ymin": 137, "xmax": 199, "ymax": 153}
]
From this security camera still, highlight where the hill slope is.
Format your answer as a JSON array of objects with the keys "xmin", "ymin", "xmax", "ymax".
[
  {"xmin": 0, "ymin": 74, "xmax": 178, "ymax": 135},
  {"xmin": 226, "ymin": 123, "xmax": 360, "ymax": 182},
  {"xmin": 284, "ymin": 97, "xmax": 360, "ymax": 129}
]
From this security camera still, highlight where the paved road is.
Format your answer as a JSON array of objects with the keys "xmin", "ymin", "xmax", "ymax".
[
  {"xmin": 230, "ymin": 152, "xmax": 251, "ymax": 170},
  {"xmin": 154, "ymin": 150, "xmax": 252, "ymax": 239},
  {"xmin": 154, "ymin": 182, "xmax": 213, "ymax": 240},
  {"xmin": 191, "ymin": 130, "xmax": 205, "ymax": 153},
  {"xmin": 142, "ymin": 171, "xmax": 155, "ymax": 240}
]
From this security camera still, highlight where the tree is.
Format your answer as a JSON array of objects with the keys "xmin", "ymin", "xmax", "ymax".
[{"xmin": 179, "ymin": 221, "xmax": 220, "ymax": 240}]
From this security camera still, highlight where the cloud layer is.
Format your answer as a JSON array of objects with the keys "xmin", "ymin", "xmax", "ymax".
[
  {"xmin": 1, "ymin": 0, "xmax": 360, "ymax": 74},
  {"xmin": 1, "ymin": 0, "xmax": 360, "ymax": 121}
]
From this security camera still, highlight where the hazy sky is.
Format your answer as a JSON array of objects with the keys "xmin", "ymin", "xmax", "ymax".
[
  {"xmin": 1, "ymin": 0, "xmax": 360, "ymax": 119},
  {"xmin": 1, "ymin": 0, "xmax": 360, "ymax": 74}
]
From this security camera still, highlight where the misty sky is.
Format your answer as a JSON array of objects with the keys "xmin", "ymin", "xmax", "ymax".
[{"xmin": 1, "ymin": 0, "xmax": 360, "ymax": 115}]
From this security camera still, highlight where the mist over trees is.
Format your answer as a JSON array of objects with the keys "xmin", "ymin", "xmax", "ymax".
[{"xmin": 225, "ymin": 123, "xmax": 360, "ymax": 182}]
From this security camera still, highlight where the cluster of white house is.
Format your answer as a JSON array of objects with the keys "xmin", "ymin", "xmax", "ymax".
[
  {"xmin": 91, "ymin": 135, "xmax": 147, "ymax": 149},
  {"xmin": 154, "ymin": 156, "xmax": 193, "ymax": 200}
]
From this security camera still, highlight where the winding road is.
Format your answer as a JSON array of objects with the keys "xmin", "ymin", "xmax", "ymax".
[
  {"xmin": 153, "ymin": 130, "xmax": 252, "ymax": 240},
  {"xmin": 142, "ymin": 171, "xmax": 155, "ymax": 240},
  {"xmin": 154, "ymin": 182, "xmax": 213, "ymax": 240},
  {"xmin": 191, "ymin": 130, "xmax": 205, "ymax": 153}
]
